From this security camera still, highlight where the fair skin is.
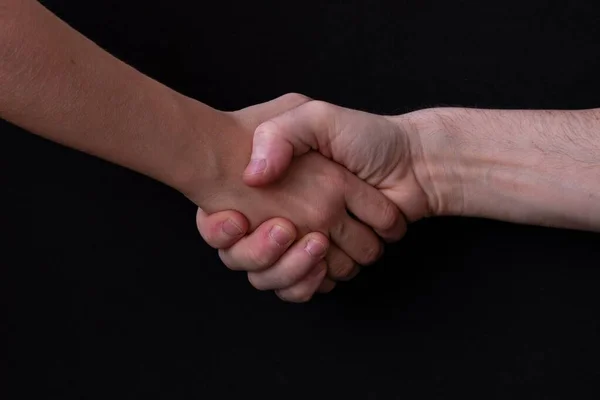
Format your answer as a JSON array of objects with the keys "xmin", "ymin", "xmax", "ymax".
[
  {"xmin": 1, "ymin": 0, "xmax": 405, "ymax": 301},
  {"xmin": 201, "ymin": 101, "xmax": 600, "ymax": 300},
  {"xmin": 6, "ymin": 2, "xmax": 599, "ymax": 303}
]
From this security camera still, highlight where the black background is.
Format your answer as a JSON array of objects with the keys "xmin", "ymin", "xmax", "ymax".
[{"xmin": 4, "ymin": 1, "xmax": 600, "ymax": 398}]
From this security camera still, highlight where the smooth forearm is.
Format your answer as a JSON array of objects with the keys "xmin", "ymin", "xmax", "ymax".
[
  {"xmin": 0, "ymin": 0, "xmax": 225, "ymax": 193},
  {"xmin": 409, "ymin": 107, "xmax": 600, "ymax": 231}
]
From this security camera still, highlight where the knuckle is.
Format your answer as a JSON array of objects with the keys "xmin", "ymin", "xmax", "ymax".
[
  {"xmin": 219, "ymin": 249, "xmax": 241, "ymax": 271},
  {"xmin": 277, "ymin": 288, "xmax": 313, "ymax": 303},
  {"xmin": 275, "ymin": 272, "xmax": 298, "ymax": 289},
  {"xmin": 303, "ymin": 100, "xmax": 341, "ymax": 142},
  {"xmin": 321, "ymin": 162, "xmax": 349, "ymax": 194},
  {"xmin": 304, "ymin": 205, "xmax": 330, "ymax": 230},
  {"xmin": 315, "ymin": 172, "xmax": 347, "ymax": 210},
  {"xmin": 283, "ymin": 92, "xmax": 311, "ymax": 103},
  {"xmin": 305, "ymin": 100, "xmax": 333, "ymax": 118},
  {"xmin": 247, "ymin": 273, "xmax": 269, "ymax": 291},
  {"xmin": 378, "ymin": 201, "xmax": 402, "ymax": 232},
  {"xmin": 247, "ymin": 247, "xmax": 273, "ymax": 271},
  {"xmin": 358, "ymin": 241, "xmax": 383, "ymax": 265},
  {"xmin": 254, "ymin": 267, "xmax": 302, "ymax": 291},
  {"xmin": 255, "ymin": 119, "xmax": 281, "ymax": 137},
  {"xmin": 328, "ymin": 257, "xmax": 356, "ymax": 280},
  {"xmin": 328, "ymin": 163, "xmax": 347, "ymax": 184},
  {"xmin": 329, "ymin": 221, "xmax": 346, "ymax": 243}
]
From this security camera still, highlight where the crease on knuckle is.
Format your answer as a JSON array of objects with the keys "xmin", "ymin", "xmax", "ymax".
[
  {"xmin": 329, "ymin": 258, "xmax": 355, "ymax": 279},
  {"xmin": 378, "ymin": 201, "xmax": 402, "ymax": 232},
  {"xmin": 329, "ymin": 218, "xmax": 346, "ymax": 241},
  {"xmin": 247, "ymin": 246, "xmax": 273, "ymax": 271},
  {"xmin": 359, "ymin": 241, "xmax": 383, "ymax": 265},
  {"xmin": 275, "ymin": 270, "xmax": 300, "ymax": 289}
]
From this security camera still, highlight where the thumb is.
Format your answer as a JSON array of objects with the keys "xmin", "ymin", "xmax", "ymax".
[{"xmin": 243, "ymin": 101, "xmax": 335, "ymax": 186}]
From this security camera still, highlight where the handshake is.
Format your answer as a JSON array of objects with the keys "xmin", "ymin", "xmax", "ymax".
[
  {"xmin": 191, "ymin": 93, "xmax": 435, "ymax": 302},
  {"xmin": 185, "ymin": 93, "xmax": 597, "ymax": 303},
  {"xmin": 191, "ymin": 93, "xmax": 436, "ymax": 302},
  {"xmin": 5, "ymin": 1, "xmax": 599, "ymax": 305}
]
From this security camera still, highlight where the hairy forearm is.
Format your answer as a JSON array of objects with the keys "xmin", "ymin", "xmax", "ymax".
[
  {"xmin": 0, "ymin": 0, "xmax": 225, "ymax": 192},
  {"xmin": 411, "ymin": 107, "xmax": 600, "ymax": 231}
]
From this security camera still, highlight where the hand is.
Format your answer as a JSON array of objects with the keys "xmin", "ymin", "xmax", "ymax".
[
  {"xmin": 196, "ymin": 208, "xmax": 336, "ymax": 301},
  {"xmin": 185, "ymin": 94, "xmax": 405, "ymax": 302},
  {"xmin": 243, "ymin": 99, "xmax": 440, "ymax": 222}
]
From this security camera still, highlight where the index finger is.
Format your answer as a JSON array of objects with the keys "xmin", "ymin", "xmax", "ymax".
[{"xmin": 196, "ymin": 208, "xmax": 249, "ymax": 249}]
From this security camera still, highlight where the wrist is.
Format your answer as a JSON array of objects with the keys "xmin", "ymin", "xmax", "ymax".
[
  {"xmin": 169, "ymin": 101, "xmax": 252, "ymax": 205},
  {"xmin": 394, "ymin": 107, "xmax": 469, "ymax": 218},
  {"xmin": 168, "ymin": 99, "xmax": 233, "ymax": 196},
  {"xmin": 402, "ymin": 107, "xmax": 600, "ymax": 231},
  {"xmin": 401, "ymin": 107, "xmax": 545, "ymax": 219},
  {"xmin": 118, "ymin": 86, "xmax": 230, "ymax": 198}
]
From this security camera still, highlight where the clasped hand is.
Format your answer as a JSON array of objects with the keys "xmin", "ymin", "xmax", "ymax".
[{"xmin": 196, "ymin": 93, "xmax": 436, "ymax": 302}]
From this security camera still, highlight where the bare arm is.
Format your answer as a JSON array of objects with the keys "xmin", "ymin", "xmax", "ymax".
[
  {"xmin": 0, "ymin": 0, "xmax": 224, "ymax": 192},
  {"xmin": 0, "ymin": 1, "xmax": 400, "ymax": 301},
  {"xmin": 409, "ymin": 107, "xmax": 600, "ymax": 231}
]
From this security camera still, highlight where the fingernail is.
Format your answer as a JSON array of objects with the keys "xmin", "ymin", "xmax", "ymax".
[
  {"xmin": 222, "ymin": 219, "xmax": 243, "ymax": 237},
  {"xmin": 305, "ymin": 239, "xmax": 327, "ymax": 258},
  {"xmin": 269, "ymin": 225, "xmax": 292, "ymax": 246},
  {"xmin": 245, "ymin": 159, "xmax": 266, "ymax": 175}
]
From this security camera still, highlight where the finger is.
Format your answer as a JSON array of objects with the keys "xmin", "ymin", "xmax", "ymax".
[
  {"xmin": 218, "ymin": 218, "xmax": 297, "ymax": 272},
  {"xmin": 326, "ymin": 244, "xmax": 360, "ymax": 281},
  {"xmin": 344, "ymin": 174, "xmax": 407, "ymax": 243},
  {"xmin": 317, "ymin": 278, "xmax": 337, "ymax": 293},
  {"xmin": 275, "ymin": 261, "xmax": 327, "ymax": 303},
  {"xmin": 243, "ymin": 100, "xmax": 338, "ymax": 186},
  {"xmin": 247, "ymin": 233, "xmax": 328, "ymax": 291},
  {"xmin": 196, "ymin": 208, "xmax": 248, "ymax": 249},
  {"xmin": 330, "ymin": 214, "xmax": 384, "ymax": 266}
]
